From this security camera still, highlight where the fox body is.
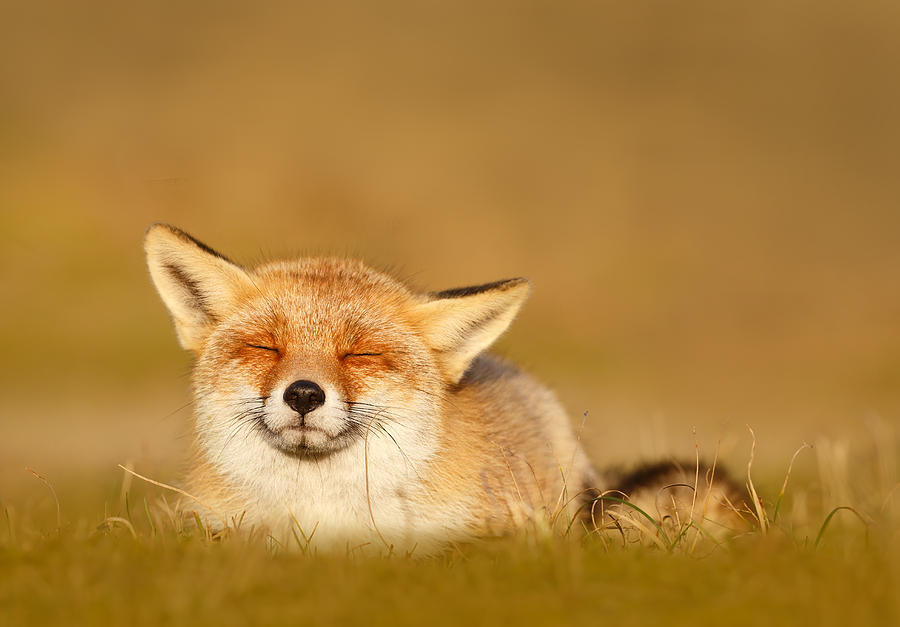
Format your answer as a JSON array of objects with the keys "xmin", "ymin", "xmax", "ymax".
[{"xmin": 145, "ymin": 224, "xmax": 742, "ymax": 553}]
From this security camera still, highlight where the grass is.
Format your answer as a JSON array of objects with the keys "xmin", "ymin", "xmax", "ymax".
[
  {"xmin": 0, "ymin": 509, "xmax": 894, "ymax": 627},
  {"xmin": 1, "ymin": 439, "xmax": 897, "ymax": 627}
]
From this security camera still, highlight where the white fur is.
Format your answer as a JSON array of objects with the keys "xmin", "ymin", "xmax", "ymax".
[{"xmin": 194, "ymin": 376, "xmax": 456, "ymax": 554}]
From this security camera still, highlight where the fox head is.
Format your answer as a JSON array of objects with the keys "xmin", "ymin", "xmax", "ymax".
[{"xmin": 144, "ymin": 223, "xmax": 531, "ymax": 463}]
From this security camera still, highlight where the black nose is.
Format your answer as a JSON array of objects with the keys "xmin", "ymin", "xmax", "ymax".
[{"xmin": 283, "ymin": 380, "xmax": 326, "ymax": 415}]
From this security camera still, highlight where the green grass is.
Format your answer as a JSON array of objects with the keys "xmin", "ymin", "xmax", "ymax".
[
  {"xmin": 0, "ymin": 517, "xmax": 894, "ymax": 627},
  {"xmin": 1, "ymin": 463, "xmax": 896, "ymax": 627}
]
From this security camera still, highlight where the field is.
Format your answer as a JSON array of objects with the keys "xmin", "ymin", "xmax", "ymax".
[
  {"xmin": 1, "ymin": 1, "xmax": 899, "ymax": 625},
  {"xmin": 1, "ymin": 462, "xmax": 897, "ymax": 625}
]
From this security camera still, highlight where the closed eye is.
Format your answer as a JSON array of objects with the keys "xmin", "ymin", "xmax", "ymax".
[
  {"xmin": 247, "ymin": 344, "xmax": 279, "ymax": 353},
  {"xmin": 343, "ymin": 352, "xmax": 382, "ymax": 358}
]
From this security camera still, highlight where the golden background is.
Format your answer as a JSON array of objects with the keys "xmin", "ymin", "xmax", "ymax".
[{"xmin": 2, "ymin": 0, "xmax": 898, "ymax": 497}]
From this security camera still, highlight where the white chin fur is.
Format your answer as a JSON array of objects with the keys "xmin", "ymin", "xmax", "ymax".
[
  {"xmin": 193, "ymin": 382, "xmax": 444, "ymax": 552},
  {"xmin": 274, "ymin": 426, "xmax": 331, "ymax": 450}
]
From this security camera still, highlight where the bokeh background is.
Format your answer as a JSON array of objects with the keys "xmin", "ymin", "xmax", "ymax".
[{"xmin": 2, "ymin": 0, "xmax": 898, "ymax": 502}]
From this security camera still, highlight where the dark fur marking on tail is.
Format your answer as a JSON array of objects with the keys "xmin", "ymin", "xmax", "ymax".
[
  {"xmin": 614, "ymin": 460, "xmax": 694, "ymax": 498},
  {"xmin": 612, "ymin": 460, "xmax": 749, "ymax": 512}
]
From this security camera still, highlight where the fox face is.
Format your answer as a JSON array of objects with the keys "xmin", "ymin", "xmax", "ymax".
[
  {"xmin": 187, "ymin": 258, "xmax": 443, "ymax": 457},
  {"xmin": 144, "ymin": 224, "xmax": 531, "ymax": 491}
]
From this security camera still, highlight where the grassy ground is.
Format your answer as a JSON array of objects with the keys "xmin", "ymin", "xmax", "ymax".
[
  {"xmin": 1, "ymin": 491, "xmax": 895, "ymax": 627},
  {"xmin": 2, "ymin": 449, "xmax": 897, "ymax": 627},
  {"xmin": 1, "ymin": 535, "xmax": 895, "ymax": 627}
]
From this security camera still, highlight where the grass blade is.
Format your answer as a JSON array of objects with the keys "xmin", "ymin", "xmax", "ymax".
[
  {"xmin": 26, "ymin": 467, "xmax": 61, "ymax": 532},
  {"xmin": 773, "ymin": 442, "xmax": 812, "ymax": 523},
  {"xmin": 814, "ymin": 506, "xmax": 869, "ymax": 549},
  {"xmin": 593, "ymin": 495, "xmax": 671, "ymax": 549},
  {"xmin": 144, "ymin": 498, "xmax": 158, "ymax": 537}
]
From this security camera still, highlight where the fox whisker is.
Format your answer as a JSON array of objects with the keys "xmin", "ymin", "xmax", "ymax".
[
  {"xmin": 341, "ymin": 401, "xmax": 418, "ymax": 430},
  {"xmin": 343, "ymin": 414, "xmax": 418, "ymax": 476}
]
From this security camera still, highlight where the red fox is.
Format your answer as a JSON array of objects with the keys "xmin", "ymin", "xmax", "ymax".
[{"xmin": 144, "ymin": 224, "xmax": 745, "ymax": 553}]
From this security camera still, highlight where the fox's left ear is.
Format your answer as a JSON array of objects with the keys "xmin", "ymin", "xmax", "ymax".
[
  {"xmin": 414, "ymin": 278, "xmax": 532, "ymax": 383},
  {"xmin": 144, "ymin": 223, "xmax": 255, "ymax": 351}
]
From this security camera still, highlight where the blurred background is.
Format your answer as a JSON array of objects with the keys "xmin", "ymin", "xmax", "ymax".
[{"xmin": 1, "ymin": 0, "xmax": 898, "ymax": 504}]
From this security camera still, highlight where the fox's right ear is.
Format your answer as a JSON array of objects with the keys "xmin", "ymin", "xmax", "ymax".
[
  {"xmin": 144, "ymin": 224, "xmax": 254, "ymax": 351},
  {"xmin": 414, "ymin": 277, "xmax": 531, "ymax": 384}
]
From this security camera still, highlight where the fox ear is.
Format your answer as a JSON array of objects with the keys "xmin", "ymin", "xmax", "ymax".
[
  {"xmin": 144, "ymin": 223, "xmax": 254, "ymax": 351},
  {"xmin": 415, "ymin": 278, "xmax": 531, "ymax": 383}
]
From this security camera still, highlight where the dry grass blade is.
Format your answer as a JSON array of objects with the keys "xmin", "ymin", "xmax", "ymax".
[
  {"xmin": 594, "ymin": 495, "xmax": 670, "ymax": 550},
  {"xmin": 555, "ymin": 411, "xmax": 589, "ymax": 521},
  {"xmin": 560, "ymin": 487, "xmax": 611, "ymax": 535},
  {"xmin": 773, "ymin": 442, "xmax": 813, "ymax": 523},
  {"xmin": 287, "ymin": 510, "xmax": 319, "ymax": 554},
  {"xmin": 363, "ymin": 416, "xmax": 393, "ymax": 554},
  {"xmin": 690, "ymin": 438, "xmax": 722, "ymax": 554},
  {"xmin": 119, "ymin": 460, "xmax": 134, "ymax": 504},
  {"xmin": 100, "ymin": 516, "xmax": 138, "ymax": 539},
  {"xmin": 493, "ymin": 440, "xmax": 528, "ymax": 528},
  {"xmin": 689, "ymin": 428, "xmax": 700, "ymax": 537},
  {"xmin": 25, "ymin": 467, "xmax": 61, "ymax": 531},
  {"xmin": 745, "ymin": 426, "xmax": 768, "ymax": 535},
  {"xmin": 880, "ymin": 482, "xmax": 900, "ymax": 515},
  {"xmin": 192, "ymin": 512, "xmax": 206, "ymax": 538},
  {"xmin": 117, "ymin": 464, "xmax": 228, "ymax": 528},
  {"xmin": 145, "ymin": 498, "xmax": 159, "ymax": 537},
  {"xmin": 3, "ymin": 505, "xmax": 15, "ymax": 546}
]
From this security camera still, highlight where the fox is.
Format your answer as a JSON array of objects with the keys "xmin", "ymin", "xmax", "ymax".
[{"xmin": 144, "ymin": 223, "xmax": 746, "ymax": 554}]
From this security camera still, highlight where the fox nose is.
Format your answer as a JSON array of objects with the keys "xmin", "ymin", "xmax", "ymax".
[{"xmin": 283, "ymin": 380, "xmax": 326, "ymax": 415}]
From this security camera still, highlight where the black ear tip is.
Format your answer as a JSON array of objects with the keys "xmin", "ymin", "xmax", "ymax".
[
  {"xmin": 430, "ymin": 277, "xmax": 531, "ymax": 300},
  {"xmin": 505, "ymin": 277, "xmax": 532, "ymax": 298},
  {"xmin": 144, "ymin": 224, "xmax": 235, "ymax": 265},
  {"xmin": 144, "ymin": 223, "xmax": 182, "ymax": 243}
]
